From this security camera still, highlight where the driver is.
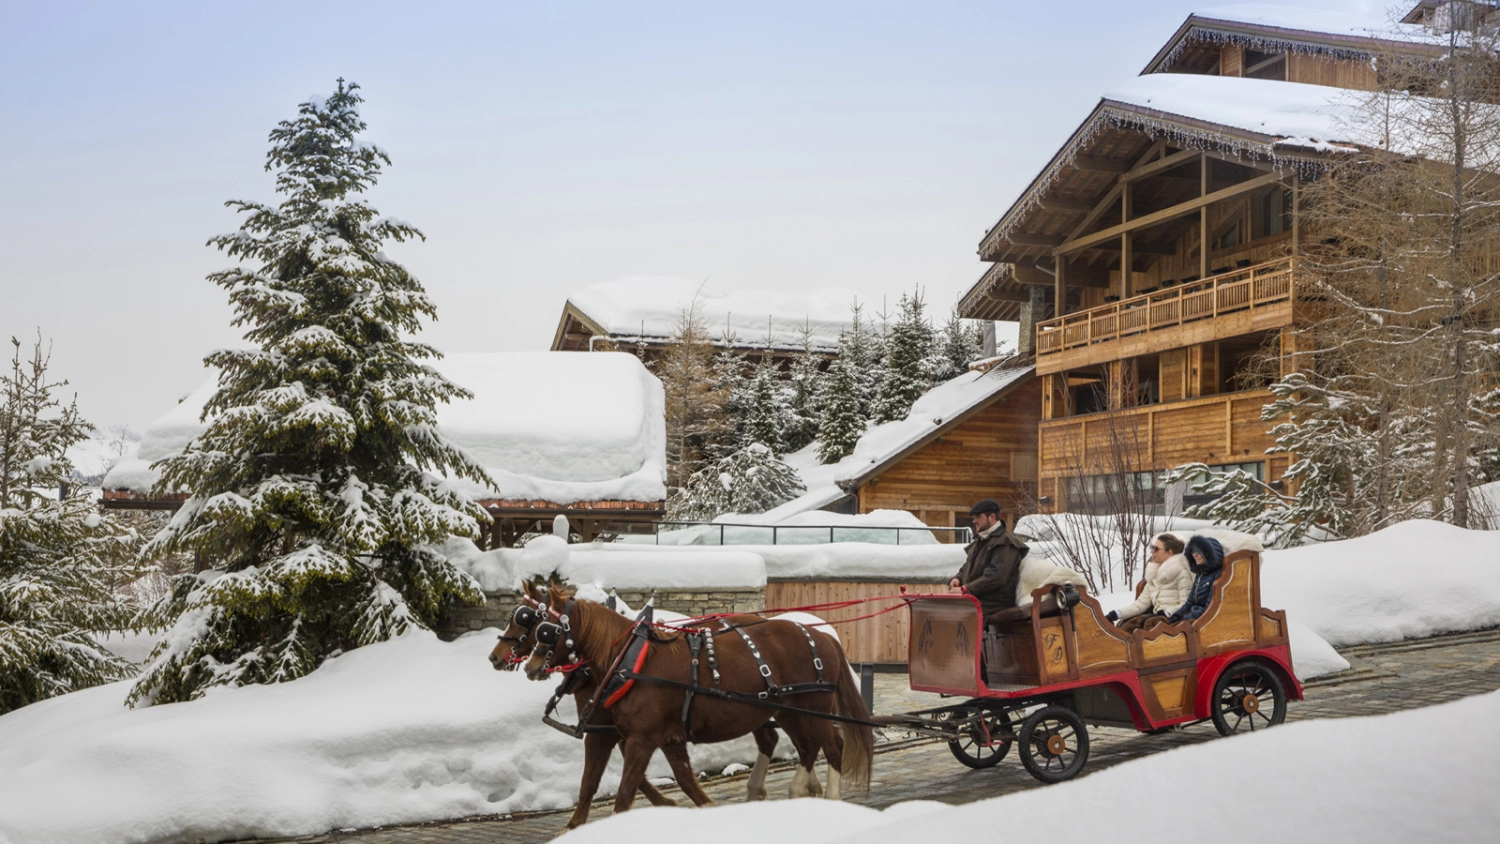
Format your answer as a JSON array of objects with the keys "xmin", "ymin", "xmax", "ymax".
[{"xmin": 949, "ymin": 499, "xmax": 1029, "ymax": 623}]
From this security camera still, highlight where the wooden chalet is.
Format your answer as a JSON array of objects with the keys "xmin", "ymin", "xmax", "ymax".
[
  {"xmin": 102, "ymin": 352, "xmax": 669, "ymax": 546},
  {"xmin": 959, "ymin": 4, "xmax": 1460, "ymax": 514}
]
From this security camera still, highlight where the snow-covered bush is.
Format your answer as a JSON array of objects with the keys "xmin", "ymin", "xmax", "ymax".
[
  {"xmin": 670, "ymin": 443, "xmax": 807, "ymax": 521},
  {"xmin": 0, "ymin": 336, "xmax": 140, "ymax": 714},
  {"xmin": 129, "ymin": 80, "xmax": 489, "ymax": 706}
]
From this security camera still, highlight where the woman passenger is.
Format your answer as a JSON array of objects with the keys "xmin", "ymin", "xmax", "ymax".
[{"xmin": 1107, "ymin": 533, "xmax": 1190, "ymax": 633}]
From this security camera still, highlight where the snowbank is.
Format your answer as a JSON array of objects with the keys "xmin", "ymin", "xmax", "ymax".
[
  {"xmin": 558, "ymin": 688, "xmax": 1500, "ymax": 844},
  {"xmin": 0, "ymin": 631, "xmax": 788, "ymax": 844},
  {"xmin": 566, "ymin": 276, "xmax": 856, "ymax": 352},
  {"xmin": 101, "ymin": 352, "xmax": 667, "ymax": 505},
  {"xmin": 1261, "ymin": 519, "xmax": 1500, "ymax": 647}
]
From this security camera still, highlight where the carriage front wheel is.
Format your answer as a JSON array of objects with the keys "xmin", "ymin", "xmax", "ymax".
[
  {"xmin": 1018, "ymin": 706, "xmax": 1089, "ymax": 784},
  {"xmin": 1210, "ymin": 659, "xmax": 1287, "ymax": 736},
  {"xmin": 947, "ymin": 708, "xmax": 1012, "ymax": 769}
]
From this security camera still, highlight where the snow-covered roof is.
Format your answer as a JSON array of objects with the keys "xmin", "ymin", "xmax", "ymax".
[
  {"xmin": 102, "ymin": 352, "xmax": 667, "ymax": 506},
  {"xmin": 559, "ymin": 276, "xmax": 859, "ymax": 353},
  {"xmin": 1100, "ymin": 72, "xmax": 1362, "ymax": 153},
  {"xmin": 768, "ymin": 359, "xmax": 1036, "ymax": 519},
  {"xmin": 1145, "ymin": 4, "xmax": 1449, "ymax": 73}
]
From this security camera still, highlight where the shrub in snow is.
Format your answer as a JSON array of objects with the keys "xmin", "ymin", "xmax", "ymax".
[
  {"xmin": 670, "ymin": 444, "xmax": 807, "ymax": 521},
  {"xmin": 129, "ymin": 80, "xmax": 490, "ymax": 706},
  {"xmin": 0, "ymin": 336, "xmax": 140, "ymax": 714}
]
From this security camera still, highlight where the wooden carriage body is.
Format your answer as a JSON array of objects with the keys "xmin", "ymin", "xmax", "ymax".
[{"xmin": 906, "ymin": 549, "xmax": 1302, "ymax": 731}]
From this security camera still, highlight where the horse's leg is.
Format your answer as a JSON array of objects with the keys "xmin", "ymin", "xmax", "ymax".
[
  {"xmin": 568, "ymin": 733, "xmax": 676, "ymax": 828},
  {"xmin": 746, "ymin": 722, "xmax": 778, "ymax": 801},
  {"xmin": 818, "ymin": 722, "xmax": 846, "ymax": 800},
  {"xmin": 661, "ymin": 744, "xmax": 714, "ymax": 807},
  {"xmin": 613, "ymin": 736, "xmax": 656, "ymax": 815},
  {"xmin": 779, "ymin": 715, "xmax": 822, "ymax": 798}
]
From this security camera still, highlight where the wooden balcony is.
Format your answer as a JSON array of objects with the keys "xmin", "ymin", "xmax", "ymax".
[{"xmin": 1035, "ymin": 257, "xmax": 1296, "ymax": 375}]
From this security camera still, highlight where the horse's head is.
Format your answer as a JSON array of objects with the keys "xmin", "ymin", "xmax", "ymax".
[
  {"xmin": 489, "ymin": 581, "xmax": 547, "ymax": 671},
  {"xmin": 523, "ymin": 585, "xmax": 581, "ymax": 681}
]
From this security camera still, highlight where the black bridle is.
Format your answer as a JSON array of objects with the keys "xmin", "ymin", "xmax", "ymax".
[{"xmin": 529, "ymin": 597, "xmax": 585, "ymax": 674}]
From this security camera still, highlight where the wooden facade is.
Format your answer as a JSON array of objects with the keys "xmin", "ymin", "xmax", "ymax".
[
  {"xmin": 837, "ymin": 366, "xmax": 1040, "ymax": 534},
  {"xmin": 957, "ymin": 7, "xmax": 1455, "ymax": 514}
]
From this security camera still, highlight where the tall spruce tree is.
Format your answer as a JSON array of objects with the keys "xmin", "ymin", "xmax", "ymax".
[
  {"xmin": 129, "ymin": 80, "xmax": 490, "ymax": 706},
  {"xmin": 1, "ymin": 336, "xmax": 140, "ymax": 714},
  {"xmin": 816, "ymin": 355, "xmax": 865, "ymax": 464},
  {"xmin": 872, "ymin": 292, "xmax": 935, "ymax": 423},
  {"xmin": 782, "ymin": 326, "xmax": 823, "ymax": 453},
  {"xmin": 740, "ymin": 361, "xmax": 785, "ymax": 454}
]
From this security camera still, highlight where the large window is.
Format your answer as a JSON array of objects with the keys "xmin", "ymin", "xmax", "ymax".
[
  {"xmin": 1066, "ymin": 470, "xmax": 1166, "ymax": 516},
  {"xmin": 1179, "ymin": 461, "xmax": 1266, "ymax": 511}
]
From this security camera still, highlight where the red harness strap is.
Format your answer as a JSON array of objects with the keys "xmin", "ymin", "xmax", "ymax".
[{"xmin": 604, "ymin": 639, "xmax": 651, "ymax": 708}]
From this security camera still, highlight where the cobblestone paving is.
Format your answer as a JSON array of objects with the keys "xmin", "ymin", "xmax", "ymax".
[{"xmin": 241, "ymin": 628, "xmax": 1500, "ymax": 844}]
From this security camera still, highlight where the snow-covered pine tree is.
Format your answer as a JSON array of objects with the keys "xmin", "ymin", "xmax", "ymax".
[
  {"xmin": 840, "ymin": 301, "xmax": 883, "ymax": 418},
  {"xmin": 739, "ymin": 361, "xmax": 786, "ymax": 454},
  {"xmin": 703, "ymin": 347, "xmax": 748, "ymax": 462},
  {"xmin": 872, "ymin": 291, "xmax": 935, "ymax": 423},
  {"xmin": 816, "ymin": 354, "xmax": 865, "ymax": 464},
  {"xmin": 671, "ymin": 443, "xmax": 807, "ymax": 520},
  {"xmin": 0, "ymin": 336, "xmax": 140, "ymax": 714},
  {"xmin": 930, "ymin": 306, "xmax": 983, "ymax": 382},
  {"xmin": 782, "ymin": 325, "xmax": 823, "ymax": 454},
  {"xmin": 128, "ymin": 80, "xmax": 491, "ymax": 706}
]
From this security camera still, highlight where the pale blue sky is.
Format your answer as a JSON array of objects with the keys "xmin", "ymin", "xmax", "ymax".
[{"xmin": 0, "ymin": 0, "xmax": 1383, "ymax": 427}]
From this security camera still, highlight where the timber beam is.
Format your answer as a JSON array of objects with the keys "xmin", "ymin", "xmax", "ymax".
[
  {"xmin": 1007, "ymin": 232, "xmax": 1066, "ymax": 248},
  {"xmin": 1057, "ymin": 171, "xmax": 1284, "ymax": 255},
  {"xmin": 1122, "ymin": 149, "xmax": 1200, "ymax": 183},
  {"xmin": 1074, "ymin": 155, "xmax": 1132, "ymax": 174},
  {"xmin": 1037, "ymin": 197, "xmax": 1094, "ymax": 213}
]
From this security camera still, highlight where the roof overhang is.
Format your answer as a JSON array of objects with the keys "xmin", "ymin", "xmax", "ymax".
[
  {"xmin": 1143, "ymin": 13, "xmax": 1446, "ymax": 75},
  {"xmin": 975, "ymin": 92, "xmax": 1342, "ymax": 267}
]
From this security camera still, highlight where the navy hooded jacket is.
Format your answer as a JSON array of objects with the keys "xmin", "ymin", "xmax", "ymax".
[{"xmin": 1168, "ymin": 535, "xmax": 1224, "ymax": 623}]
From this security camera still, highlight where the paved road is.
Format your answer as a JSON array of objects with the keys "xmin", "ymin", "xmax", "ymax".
[{"xmin": 245, "ymin": 628, "xmax": 1500, "ymax": 844}]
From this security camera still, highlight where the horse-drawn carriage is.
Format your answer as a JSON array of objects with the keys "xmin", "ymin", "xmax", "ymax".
[
  {"xmin": 889, "ymin": 546, "xmax": 1302, "ymax": 782},
  {"xmin": 491, "ymin": 543, "xmax": 1300, "ymax": 826}
]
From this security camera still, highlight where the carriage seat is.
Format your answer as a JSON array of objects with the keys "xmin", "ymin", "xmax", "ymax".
[{"xmin": 984, "ymin": 593, "xmax": 1062, "ymax": 627}]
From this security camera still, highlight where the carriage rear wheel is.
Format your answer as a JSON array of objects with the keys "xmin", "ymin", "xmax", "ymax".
[
  {"xmin": 1018, "ymin": 706, "xmax": 1089, "ymax": 784},
  {"xmin": 1210, "ymin": 660, "xmax": 1287, "ymax": 736},
  {"xmin": 947, "ymin": 708, "xmax": 1012, "ymax": 769}
]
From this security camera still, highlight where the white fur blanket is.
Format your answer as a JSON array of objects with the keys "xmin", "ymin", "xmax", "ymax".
[{"xmin": 1015, "ymin": 555, "xmax": 1088, "ymax": 607}]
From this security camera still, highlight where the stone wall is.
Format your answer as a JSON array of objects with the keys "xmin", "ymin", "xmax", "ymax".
[{"xmin": 441, "ymin": 587, "xmax": 765, "ymax": 638}]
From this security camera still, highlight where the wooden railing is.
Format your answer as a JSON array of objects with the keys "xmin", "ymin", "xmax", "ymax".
[{"xmin": 1036, "ymin": 257, "xmax": 1296, "ymax": 356}]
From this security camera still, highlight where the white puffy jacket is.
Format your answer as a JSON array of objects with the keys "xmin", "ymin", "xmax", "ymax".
[{"xmin": 1116, "ymin": 553, "xmax": 1194, "ymax": 620}]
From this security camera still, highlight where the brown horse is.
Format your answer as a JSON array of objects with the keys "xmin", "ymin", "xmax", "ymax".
[
  {"xmin": 488, "ymin": 583, "xmax": 780, "ymax": 828},
  {"xmin": 525, "ymin": 589, "xmax": 873, "ymax": 816}
]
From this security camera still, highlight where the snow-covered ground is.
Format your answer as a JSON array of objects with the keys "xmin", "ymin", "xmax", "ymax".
[
  {"xmin": 559, "ymin": 687, "xmax": 1500, "ymax": 844},
  {"xmin": 2, "ymin": 519, "xmax": 1497, "ymax": 844}
]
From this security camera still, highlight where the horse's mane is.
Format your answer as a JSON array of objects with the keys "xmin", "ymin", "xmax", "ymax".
[{"xmin": 567, "ymin": 597, "xmax": 690, "ymax": 663}]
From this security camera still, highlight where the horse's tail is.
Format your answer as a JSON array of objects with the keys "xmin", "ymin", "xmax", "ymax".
[{"xmin": 830, "ymin": 647, "xmax": 874, "ymax": 795}]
